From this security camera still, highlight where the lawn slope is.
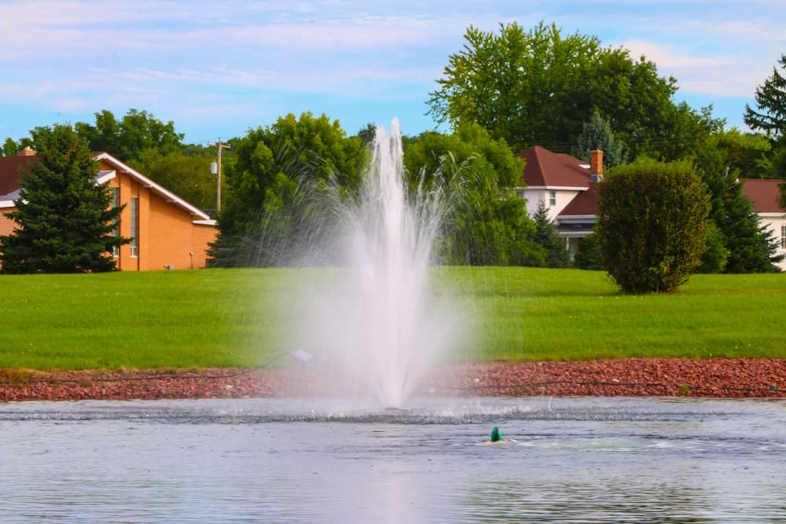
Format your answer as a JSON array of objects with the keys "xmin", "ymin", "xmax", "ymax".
[{"xmin": 0, "ymin": 267, "xmax": 783, "ymax": 369}]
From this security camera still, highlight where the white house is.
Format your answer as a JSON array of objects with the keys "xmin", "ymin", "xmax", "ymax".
[
  {"xmin": 517, "ymin": 146, "xmax": 602, "ymax": 255},
  {"xmin": 518, "ymin": 146, "xmax": 786, "ymax": 270}
]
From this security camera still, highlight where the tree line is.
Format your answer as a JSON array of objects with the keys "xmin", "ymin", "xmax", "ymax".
[
  {"xmin": 2, "ymin": 21, "xmax": 785, "ymax": 280},
  {"xmin": 3, "ymin": 109, "xmax": 222, "ymax": 212}
]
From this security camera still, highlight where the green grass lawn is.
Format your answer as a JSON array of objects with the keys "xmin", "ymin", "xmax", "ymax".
[{"xmin": 0, "ymin": 267, "xmax": 784, "ymax": 369}]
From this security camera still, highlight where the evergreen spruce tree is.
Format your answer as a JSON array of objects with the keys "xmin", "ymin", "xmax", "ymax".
[
  {"xmin": 697, "ymin": 220, "xmax": 729, "ymax": 273},
  {"xmin": 719, "ymin": 184, "xmax": 782, "ymax": 272},
  {"xmin": 745, "ymin": 53, "xmax": 786, "ymax": 139},
  {"xmin": 572, "ymin": 110, "xmax": 626, "ymax": 168},
  {"xmin": 574, "ymin": 233, "xmax": 604, "ymax": 270},
  {"xmin": 767, "ymin": 145, "xmax": 786, "ymax": 178},
  {"xmin": 758, "ymin": 221, "xmax": 785, "ymax": 271},
  {"xmin": 696, "ymin": 143, "xmax": 782, "ymax": 272},
  {"xmin": 532, "ymin": 202, "xmax": 570, "ymax": 267},
  {"xmin": 0, "ymin": 125, "xmax": 127, "ymax": 273}
]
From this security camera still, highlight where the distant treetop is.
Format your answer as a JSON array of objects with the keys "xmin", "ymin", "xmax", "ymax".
[{"xmin": 74, "ymin": 109, "xmax": 184, "ymax": 162}]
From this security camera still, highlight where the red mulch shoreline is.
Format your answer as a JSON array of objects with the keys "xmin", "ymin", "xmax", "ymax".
[{"xmin": 1, "ymin": 358, "xmax": 784, "ymax": 402}]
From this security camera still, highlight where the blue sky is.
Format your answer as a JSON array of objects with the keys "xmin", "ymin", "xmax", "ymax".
[{"xmin": 1, "ymin": 1, "xmax": 784, "ymax": 145}]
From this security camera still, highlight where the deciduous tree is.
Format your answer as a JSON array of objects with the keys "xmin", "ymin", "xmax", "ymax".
[
  {"xmin": 428, "ymin": 21, "xmax": 712, "ymax": 160},
  {"xmin": 129, "ymin": 149, "xmax": 218, "ymax": 211},
  {"xmin": 403, "ymin": 124, "xmax": 545, "ymax": 266},
  {"xmin": 75, "ymin": 109, "xmax": 184, "ymax": 162},
  {"xmin": 211, "ymin": 112, "xmax": 367, "ymax": 266}
]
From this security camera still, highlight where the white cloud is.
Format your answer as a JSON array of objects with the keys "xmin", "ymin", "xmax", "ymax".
[
  {"xmin": 1, "ymin": 0, "xmax": 784, "ymax": 136},
  {"xmin": 619, "ymin": 40, "xmax": 770, "ymax": 97},
  {"xmin": 84, "ymin": 63, "xmax": 439, "ymax": 91},
  {"xmin": 0, "ymin": 59, "xmax": 440, "ymax": 125},
  {"xmin": 0, "ymin": 2, "xmax": 475, "ymax": 61},
  {"xmin": 621, "ymin": 40, "xmax": 728, "ymax": 68}
]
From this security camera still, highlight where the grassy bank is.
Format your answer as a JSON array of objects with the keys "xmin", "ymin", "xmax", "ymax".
[{"xmin": 0, "ymin": 267, "xmax": 784, "ymax": 369}]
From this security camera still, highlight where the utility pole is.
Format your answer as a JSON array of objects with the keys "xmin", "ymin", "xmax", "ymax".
[{"xmin": 211, "ymin": 139, "xmax": 231, "ymax": 213}]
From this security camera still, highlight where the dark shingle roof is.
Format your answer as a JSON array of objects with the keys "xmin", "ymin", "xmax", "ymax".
[
  {"xmin": 520, "ymin": 146, "xmax": 592, "ymax": 188},
  {"xmin": 559, "ymin": 183, "xmax": 599, "ymax": 216},
  {"xmin": 0, "ymin": 155, "xmax": 36, "ymax": 196},
  {"xmin": 741, "ymin": 178, "xmax": 786, "ymax": 213}
]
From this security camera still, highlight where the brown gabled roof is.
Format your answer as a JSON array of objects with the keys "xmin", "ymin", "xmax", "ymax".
[
  {"xmin": 0, "ymin": 155, "xmax": 37, "ymax": 196},
  {"xmin": 741, "ymin": 178, "xmax": 786, "ymax": 213},
  {"xmin": 556, "ymin": 178, "xmax": 786, "ymax": 218},
  {"xmin": 0, "ymin": 152, "xmax": 211, "ymax": 220},
  {"xmin": 520, "ymin": 146, "xmax": 592, "ymax": 188},
  {"xmin": 559, "ymin": 182, "xmax": 599, "ymax": 216}
]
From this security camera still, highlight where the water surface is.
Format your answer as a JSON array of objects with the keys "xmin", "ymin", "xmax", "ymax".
[{"xmin": 1, "ymin": 397, "xmax": 785, "ymax": 522}]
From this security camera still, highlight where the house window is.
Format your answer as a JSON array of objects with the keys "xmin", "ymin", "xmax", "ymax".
[
  {"xmin": 130, "ymin": 197, "xmax": 139, "ymax": 258},
  {"xmin": 781, "ymin": 225, "xmax": 786, "ymax": 249},
  {"xmin": 111, "ymin": 188, "xmax": 120, "ymax": 257},
  {"xmin": 549, "ymin": 191, "xmax": 556, "ymax": 207}
]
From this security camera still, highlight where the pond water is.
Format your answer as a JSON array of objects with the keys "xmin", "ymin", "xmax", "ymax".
[{"xmin": 1, "ymin": 397, "xmax": 785, "ymax": 522}]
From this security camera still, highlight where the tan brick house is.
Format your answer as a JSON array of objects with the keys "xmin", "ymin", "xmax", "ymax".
[{"xmin": 0, "ymin": 148, "xmax": 217, "ymax": 270}]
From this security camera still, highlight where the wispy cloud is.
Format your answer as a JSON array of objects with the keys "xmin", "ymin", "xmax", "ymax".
[
  {"xmin": 620, "ymin": 40, "xmax": 772, "ymax": 97},
  {"xmin": 0, "ymin": 3, "xmax": 475, "ymax": 60},
  {"xmin": 0, "ymin": 0, "xmax": 783, "ymax": 141},
  {"xmin": 621, "ymin": 41, "xmax": 728, "ymax": 69}
]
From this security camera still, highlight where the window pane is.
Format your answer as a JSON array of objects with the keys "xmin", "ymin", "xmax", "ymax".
[
  {"xmin": 111, "ymin": 188, "xmax": 120, "ymax": 256},
  {"xmin": 130, "ymin": 197, "xmax": 139, "ymax": 257}
]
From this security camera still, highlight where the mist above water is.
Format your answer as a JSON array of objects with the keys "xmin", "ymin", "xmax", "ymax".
[{"xmin": 291, "ymin": 119, "xmax": 463, "ymax": 407}]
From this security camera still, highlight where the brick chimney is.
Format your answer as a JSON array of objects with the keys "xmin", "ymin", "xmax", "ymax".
[
  {"xmin": 20, "ymin": 146, "xmax": 35, "ymax": 156},
  {"xmin": 590, "ymin": 149, "xmax": 603, "ymax": 182}
]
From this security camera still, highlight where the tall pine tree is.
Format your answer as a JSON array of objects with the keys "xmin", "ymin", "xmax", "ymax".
[
  {"xmin": 0, "ymin": 125, "xmax": 127, "ymax": 273},
  {"xmin": 745, "ymin": 53, "xmax": 786, "ymax": 139}
]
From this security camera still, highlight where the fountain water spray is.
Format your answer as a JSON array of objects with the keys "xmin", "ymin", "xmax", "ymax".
[{"xmin": 294, "ymin": 119, "xmax": 462, "ymax": 407}]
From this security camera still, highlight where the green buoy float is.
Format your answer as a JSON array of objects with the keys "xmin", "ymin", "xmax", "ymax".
[{"xmin": 490, "ymin": 426, "xmax": 502, "ymax": 443}]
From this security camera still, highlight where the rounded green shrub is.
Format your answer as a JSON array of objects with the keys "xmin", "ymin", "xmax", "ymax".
[{"xmin": 597, "ymin": 159, "xmax": 710, "ymax": 293}]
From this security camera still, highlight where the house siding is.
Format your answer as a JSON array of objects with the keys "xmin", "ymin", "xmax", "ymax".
[
  {"xmin": 523, "ymin": 188, "xmax": 581, "ymax": 221},
  {"xmin": 0, "ymin": 210, "xmax": 15, "ymax": 237},
  {"xmin": 145, "ymin": 187, "xmax": 217, "ymax": 270},
  {"xmin": 760, "ymin": 214, "xmax": 786, "ymax": 271},
  {"xmin": 0, "ymin": 157, "xmax": 216, "ymax": 271},
  {"xmin": 103, "ymin": 160, "xmax": 217, "ymax": 271}
]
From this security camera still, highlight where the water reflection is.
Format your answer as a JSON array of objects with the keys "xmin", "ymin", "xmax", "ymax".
[
  {"xmin": 0, "ymin": 397, "xmax": 784, "ymax": 523},
  {"xmin": 463, "ymin": 481, "xmax": 731, "ymax": 522}
]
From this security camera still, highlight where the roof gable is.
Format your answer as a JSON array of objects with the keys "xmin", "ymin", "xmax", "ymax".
[
  {"xmin": 557, "ymin": 178, "xmax": 786, "ymax": 218},
  {"xmin": 0, "ymin": 152, "xmax": 210, "ymax": 220},
  {"xmin": 559, "ymin": 182, "xmax": 599, "ymax": 216},
  {"xmin": 94, "ymin": 153, "xmax": 209, "ymax": 220},
  {"xmin": 520, "ymin": 146, "xmax": 592, "ymax": 188}
]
